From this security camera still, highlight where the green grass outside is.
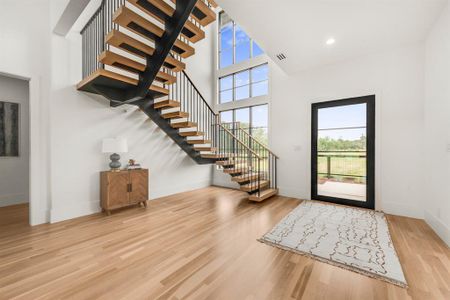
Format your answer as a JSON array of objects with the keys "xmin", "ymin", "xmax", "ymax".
[{"xmin": 318, "ymin": 152, "xmax": 366, "ymax": 184}]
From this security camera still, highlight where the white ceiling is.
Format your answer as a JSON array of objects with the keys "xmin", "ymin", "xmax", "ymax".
[{"xmin": 218, "ymin": 0, "xmax": 448, "ymax": 74}]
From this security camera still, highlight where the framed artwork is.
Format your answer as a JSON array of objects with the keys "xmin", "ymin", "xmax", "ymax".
[{"xmin": 0, "ymin": 101, "xmax": 19, "ymax": 157}]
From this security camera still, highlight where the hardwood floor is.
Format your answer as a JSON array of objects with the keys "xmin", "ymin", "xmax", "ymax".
[{"xmin": 0, "ymin": 187, "xmax": 449, "ymax": 299}]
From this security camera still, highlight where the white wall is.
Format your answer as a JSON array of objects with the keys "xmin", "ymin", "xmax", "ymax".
[
  {"xmin": 214, "ymin": 43, "xmax": 427, "ymax": 219},
  {"xmin": 0, "ymin": 76, "xmax": 29, "ymax": 207},
  {"xmin": 0, "ymin": 0, "xmax": 51, "ymax": 224},
  {"xmin": 424, "ymin": 4, "xmax": 450, "ymax": 246},
  {"xmin": 270, "ymin": 43, "xmax": 426, "ymax": 218},
  {"xmin": 184, "ymin": 19, "xmax": 217, "ymax": 106},
  {"xmin": 48, "ymin": 2, "xmax": 216, "ymax": 222}
]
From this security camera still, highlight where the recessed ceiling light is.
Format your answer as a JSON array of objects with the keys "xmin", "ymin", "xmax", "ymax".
[{"xmin": 326, "ymin": 38, "xmax": 336, "ymax": 46}]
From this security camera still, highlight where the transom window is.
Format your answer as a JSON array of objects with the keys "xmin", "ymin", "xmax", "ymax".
[
  {"xmin": 220, "ymin": 104, "xmax": 268, "ymax": 146},
  {"xmin": 219, "ymin": 12, "xmax": 264, "ymax": 69},
  {"xmin": 219, "ymin": 64, "xmax": 268, "ymax": 103}
]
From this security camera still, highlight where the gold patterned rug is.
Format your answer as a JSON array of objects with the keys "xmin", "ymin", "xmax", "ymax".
[{"xmin": 258, "ymin": 201, "xmax": 407, "ymax": 287}]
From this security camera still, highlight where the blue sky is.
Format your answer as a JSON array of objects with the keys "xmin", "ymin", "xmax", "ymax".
[
  {"xmin": 318, "ymin": 103, "xmax": 367, "ymax": 140},
  {"xmin": 220, "ymin": 21, "xmax": 264, "ymax": 68}
]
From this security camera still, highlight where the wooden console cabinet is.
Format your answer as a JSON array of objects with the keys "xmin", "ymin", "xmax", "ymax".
[{"xmin": 100, "ymin": 169, "xmax": 149, "ymax": 215}]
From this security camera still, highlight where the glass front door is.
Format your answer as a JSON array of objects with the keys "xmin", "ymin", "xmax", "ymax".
[{"xmin": 311, "ymin": 96, "xmax": 375, "ymax": 209}]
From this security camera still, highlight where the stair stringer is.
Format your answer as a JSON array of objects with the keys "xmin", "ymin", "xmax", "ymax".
[{"xmin": 137, "ymin": 98, "xmax": 216, "ymax": 165}]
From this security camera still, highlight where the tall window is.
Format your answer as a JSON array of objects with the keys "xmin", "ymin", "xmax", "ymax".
[
  {"xmin": 219, "ymin": 12, "xmax": 264, "ymax": 69},
  {"xmin": 218, "ymin": 12, "xmax": 269, "ymax": 145},
  {"xmin": 219, "ymin": 64, "xmax": 268, "ymax": 103},
  {"xmin": 219, "ymin": 104, "xmax": 268, "ymax": 145}
]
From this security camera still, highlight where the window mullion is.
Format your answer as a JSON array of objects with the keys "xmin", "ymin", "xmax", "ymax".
[
  {"xmin": 249, "ymin": 106, "xmax": 253, "ymax": 136},
  {"xmin": 232, "ymin": 73, "xmax": 235, "ymax": 102},
  {"xmin": 248, "ymin": 68, "xmax": 253, "ymax": 98},
  {"xmin": 219, "ymin": 31, "xmax": 221, "ymax": 68},
  {"xmin": 232, "ymin": 21, "xmax": 236, "ymax": 65}
]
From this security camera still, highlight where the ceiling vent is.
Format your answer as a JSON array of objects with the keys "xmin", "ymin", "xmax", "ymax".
[{"xmin": 276, "ymin": 53, "xmax": 287, "ymax": 61}]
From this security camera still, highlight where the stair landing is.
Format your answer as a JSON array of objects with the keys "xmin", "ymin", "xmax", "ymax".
[
  {"xmin": 249, "ymin": 189, "xmax": 278, "ymax": 202},
  {"xmin": 77, "ymin": 69, "xmax": 169, "ymax": 99}
]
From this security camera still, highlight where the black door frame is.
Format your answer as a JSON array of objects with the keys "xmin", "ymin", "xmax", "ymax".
[{"xmin": 311, "ymin": 95, "xmax": 375, "ymax": 209}]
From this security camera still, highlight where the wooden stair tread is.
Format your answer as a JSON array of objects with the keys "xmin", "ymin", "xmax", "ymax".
[
  {"xmin": 147, "ymin": 0, "xmax": 174, "ymax": 16},
  {"xmin": 106, "ymin": 29, "xmax": 155, "ymax": 58},
  {"xmin": 231, "ymin": 173, "xmax": 260, "ymax": 183},
  {"xmin": 171, "ymin": 121, "xmax": 197, "ymax": 128},
  {"xmin": 240, "ymin": 180, "xmax": 269, "ymax": 192},
  {"xmin": 77, "ymin": 69, "xmax": 168, "ymax": 97},
  {"xmin": 105, "ymin": 30, "xmax": 184, "ymax": 73},
  {"xmin": 113, "ymin": 6, "xmax": 194, "ymax": 58},
  {"xmin": 154, "ymin": 100, "xmax": 180, "ymax": 109},
  {"xmin": 186, "ymin": 139, "xmax": 211, "ymax": 144},
  {"xmin": 179, "ymin": 131, "xmax": 204, "ymax": 137},
  {"xmin": 206, "ymin": 0, "xmax": 218, "ymax": 8},
  {"xmin": 200, "ymin": 153, "xmax": 221, "ymax": 159},
  {"xmin": 99, "ymin": 50, "xmax": 145, "ymax": 74},
  {"xmin": 216, "ymin": 160, "xmax": 234, "ymax": 166},
  {"xmin": 162, "ymin": 111, "xmax": 189, "ymax": 119},
  {"xmin": 171, "ymin": 0, "xmax": 216, "ymax": 26},
  {"xmin": 194, "ymin": 146, "xmax": 216, "ymax": 151},
  {"xmin": 249, "ymin": 188, "xmax": 278, "ymax": 202},
  {"xmin": 200, "ymin": 153, "xmax": 236, "ymax": 159},
  {"xmin": 155, "ymin": 71, "xmax": 176, "ymax": 84},
  {"xmin": 223, "ymin": 167, "xmax": 249, "ymax": 174},
  {"xmin": 172, "ymin": 38, "xmax": 195, "ymax": 59},
  {"xmin": 149, "ymin": 84, "xmax": 169, "ymax": 95},
  {"xmin": 128, "ymin": 0, "xmax": 205, "ymax": 43},
  {"xmin": 113, "ymin": 6, "xmax": 164, "ymax": 39}
]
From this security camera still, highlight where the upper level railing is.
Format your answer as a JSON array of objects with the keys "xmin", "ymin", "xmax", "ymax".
[
  {"xmin": 81, "ymin": 0, "xmax": 124, "ymax": 78},
  {"xmin": 80, "ymin": 0, "xmax": 200, "ymax": 80}
]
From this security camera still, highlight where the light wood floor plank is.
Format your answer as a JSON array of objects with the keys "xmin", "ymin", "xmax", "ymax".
[{"xmin": 0, "ymin": 187, "xmax": 448, "ymax": 299}]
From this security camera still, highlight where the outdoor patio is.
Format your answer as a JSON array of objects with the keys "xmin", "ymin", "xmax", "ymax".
[{"xmin": 317, "ymin": 181, "xmax": 366, "ymax": 202}]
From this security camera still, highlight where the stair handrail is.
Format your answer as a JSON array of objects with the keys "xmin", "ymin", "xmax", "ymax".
[
  {"xmin": 219, "ymin": 121, "xmax": 278, "ymax": 195},
  {"xmin": 168, "ymin": 52, "xmax": 217, "ymax": 117},
  {"xmin": 217, "ymin": 122, "xmax": 265, "ymax": 196},
  {"xmin": 181, "ymin": 69, "xmax": 217, "ymax": 117},
  {"xmin": 220, "ymin": 122, "xmax": 279, "ymax": 159},
  {"xmin": 216, "ymin": 123, "xmax": 262, "ymax": 159}
]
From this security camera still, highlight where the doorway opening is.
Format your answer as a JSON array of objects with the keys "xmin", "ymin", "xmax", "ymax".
[
  {"xmin": 311, "ymin": 95, "xmax": 375, "ymax": 209},
  {"xmin": 0, "ymin": 74, "xmax": 30, "ymax": 225}
]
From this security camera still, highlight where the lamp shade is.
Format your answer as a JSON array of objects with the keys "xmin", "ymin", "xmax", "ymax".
[{"xmin": 102, "ymin": 138, "xmax": 128, "ymax": 153}]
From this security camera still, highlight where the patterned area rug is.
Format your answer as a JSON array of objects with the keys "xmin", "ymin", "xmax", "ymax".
[{"xmin": 259, "ymin": 201, "xmax": 407, "ymax": 287}]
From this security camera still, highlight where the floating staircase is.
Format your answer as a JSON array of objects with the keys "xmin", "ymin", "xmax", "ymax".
[{"xmin": 76, "ymin": 0, "xmax": 278, "ymax": 201}]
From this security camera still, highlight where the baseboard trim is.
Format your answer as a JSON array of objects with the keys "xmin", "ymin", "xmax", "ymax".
[
  {"xmin": 30, "ymin": 208, "xmax": 51, "ymax": 226},
  {"xmin": 49, "ymin": 180, "xmax": 212, "ymax": 223},
  {"xmin": 380, "ymin": 201, "xmax": 423, "ymax": 219},
  {"xmin": 278, "ymin": 186, "xmax": 307, "ymax": 199},
  {"xmin": 50, "ymin": 200, "xmax": 101, "ymax": 223},
  {"xmin": 424, "ymin": 210, "xmax": 450, "ymax": 247},
  {"xmin": 150, "ymin": 180, "xmax": 211, "ymax": 200},
  {"xmin": 211, "ymin": 179, "xmax": 239, "ymax": 190},
  {"xmin": 0, "ymin": 193, "xmax": 28, "ymax": 207}
]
